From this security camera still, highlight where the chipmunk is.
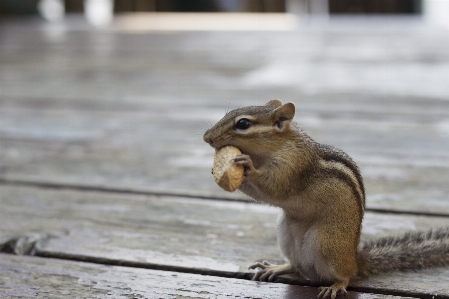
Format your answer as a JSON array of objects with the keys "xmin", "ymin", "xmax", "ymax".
[{"xmin": 203, "ymin": 99, "xmax": 449, "ymax": 299}]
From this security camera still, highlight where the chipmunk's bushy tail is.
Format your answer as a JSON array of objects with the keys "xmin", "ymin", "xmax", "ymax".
[{"xmin": 357, "ymin": 227, "xmax": 449, "ymax": 276}]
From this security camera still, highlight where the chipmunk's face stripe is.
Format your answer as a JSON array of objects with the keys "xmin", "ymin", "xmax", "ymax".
[
  {"xmin": 235, "ymin": 115, "xmax": 256, "ymax": 124},
  {"xmin": 233, "ymin": 115, "xmax": 276, "ymax": 136}
]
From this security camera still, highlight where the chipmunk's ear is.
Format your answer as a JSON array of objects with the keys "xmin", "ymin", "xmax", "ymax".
[
  {"xmin": 273, "ymin": 102, "xmax": 295, "ymax": 129},
  {"xmin": 264, "ymin": 99, "xmax": 283, "ymax": 109}
]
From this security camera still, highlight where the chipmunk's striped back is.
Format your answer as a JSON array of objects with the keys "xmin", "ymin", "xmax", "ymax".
[{"xmin": 315, "ymin": 142, "xmax": 366, "ymax": 219}]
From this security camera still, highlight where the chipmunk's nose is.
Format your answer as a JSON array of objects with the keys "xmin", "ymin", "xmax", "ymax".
[
  {"xmin": 203, "ymin": 131, "xmax": 216, "ymax": 148},
  {"xmin": 203, "ymin": 131, "xmax": 212, "ymax": 144}
]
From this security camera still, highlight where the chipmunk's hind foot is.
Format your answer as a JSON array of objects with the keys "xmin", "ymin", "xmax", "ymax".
[{"xmin": 318, "ymin": 281, "xmax": 348, "ymax": 299}]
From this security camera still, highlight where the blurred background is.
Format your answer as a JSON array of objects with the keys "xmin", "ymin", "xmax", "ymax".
[
  {"xmin": 0, "ymin": 0, "xmax": 447, "ymax": 25},
  {"xmin": 2, "ymin": 2, "xmax": 449, "ymax": 296},
  {"xmin": 1, "ymin": 0, "xmax": 448, "ymax": 214},
  {"xmin": 0, "ymin": 0, "xmax": 428, "ymax": 16}
]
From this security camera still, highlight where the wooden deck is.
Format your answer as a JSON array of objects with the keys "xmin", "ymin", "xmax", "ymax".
[{"xmin": 1, "ymin": 15, "xmax": 449, "ymax": 298}]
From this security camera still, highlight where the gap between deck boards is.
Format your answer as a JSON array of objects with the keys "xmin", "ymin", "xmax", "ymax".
[{"xmin": 1, "ymin": 178, "xmax": 449, "ymax": 218}]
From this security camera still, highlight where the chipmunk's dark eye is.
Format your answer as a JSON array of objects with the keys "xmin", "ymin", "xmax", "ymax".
[{"xmin": 235, "ymin": 118, "xmax": 251, "ymax": 130}]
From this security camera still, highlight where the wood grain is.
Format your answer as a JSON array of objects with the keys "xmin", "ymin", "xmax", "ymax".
[
  {"xmin": 0, "ymin": 254, "xmax": 415, "ymax": 299},
  {"xmin": 1, "ymin": 186, "xmax": 448, "ymax": 296}
]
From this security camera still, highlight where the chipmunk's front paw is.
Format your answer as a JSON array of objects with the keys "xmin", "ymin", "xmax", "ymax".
[
  {"xmin": 248, "ymin": 261, "xmax": 293, "ymax": 282},
  {"xmin": 234, "ymin": 154, "xmax": 257, "ymax": 176},
  {"xmin": 318, "ymin": 282, "xmax": 348, "ymax": 299}
]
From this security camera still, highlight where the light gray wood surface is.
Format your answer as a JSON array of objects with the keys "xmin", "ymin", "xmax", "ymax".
[
  {"xmin": 1, "ymin": 185, "xmax": 449, "ymax": 296},
  {"xmin": 1, "ymin": 18, "xmax": 449, "ymax": 215},
  {"xmin": 0, "ymin": 254, "xmax": 417, "ymax": 299},
  {"xmin": 1, "ymin": 94, "xmax": 449, "ymax": 215},
  {"xmin": 1, "ymin": 16, "xmax": 449, "ymax": 298}
]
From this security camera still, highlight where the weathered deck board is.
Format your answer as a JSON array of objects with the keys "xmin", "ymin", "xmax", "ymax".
[
  {"xmin": 1, "ymin": 96, "xmax": 448, "ymax": 215},
  {"xmin": 1, "ymin": 19, "xmax": 449, "ymax": 215},
  {"xmin": 0, "ymin": 254, "xmax": 416, "ymax": 299},
  {"xmin": 1, "ymin": 17, "xmax": 449, "ymax": 298},
  {"xmin": 1, "ymin": 185, "xmax": 449, "ymax": 296}
]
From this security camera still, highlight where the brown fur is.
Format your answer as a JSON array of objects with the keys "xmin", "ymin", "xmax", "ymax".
[{"xmin": 204, "ymin": 100, "xmax": 449, "ymax": 299}]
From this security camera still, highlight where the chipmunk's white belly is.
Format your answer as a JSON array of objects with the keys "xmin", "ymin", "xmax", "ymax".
[{"xmin": 277, "ymin": 212, "xmax": 336, "ymax": 283}]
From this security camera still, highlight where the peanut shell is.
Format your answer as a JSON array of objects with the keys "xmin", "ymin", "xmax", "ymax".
[{"xmin": 213, "ymin": 146, "xmax": 244, "ymax": 192}]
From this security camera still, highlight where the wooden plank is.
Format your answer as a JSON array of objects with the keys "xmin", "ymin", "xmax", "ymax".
[
  {"xmin": 1, "ymin": 96, "xmax": 448, "ymax": 215},
  {"xmin": 1, "ymin": 186, "xmax": 449, "ymax": 296},
  {"xmin": 0, "ymin": 254, "xmax": 413, "ymax": 299},
  {"xmin": 1, "ymin": 20, "xmax": 449, "ymax": 215}
]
